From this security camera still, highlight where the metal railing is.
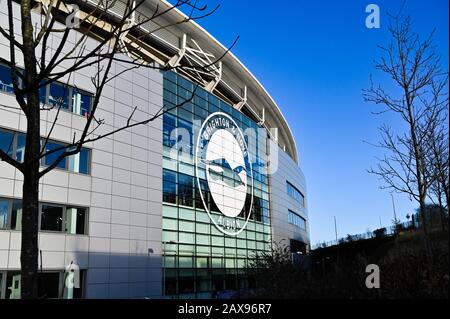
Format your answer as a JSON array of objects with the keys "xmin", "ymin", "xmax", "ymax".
[{"xmin": 312, "ymin": 220, "xmax": 416, "ymax": 250}]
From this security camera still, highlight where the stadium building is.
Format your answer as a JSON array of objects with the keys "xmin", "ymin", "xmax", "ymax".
[{"xmin": 0, "ymin": 0, "xmax": 309, "ymax": 298}]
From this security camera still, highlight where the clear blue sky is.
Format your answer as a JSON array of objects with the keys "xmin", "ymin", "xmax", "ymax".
[{"xmin": 172, "ymin": 0, "xmax": 449, "ymax": 244}]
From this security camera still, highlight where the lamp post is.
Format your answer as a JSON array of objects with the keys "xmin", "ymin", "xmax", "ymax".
[{"xmin": 162, "ymin": 240, "xmax": 178, "ymax": 297}]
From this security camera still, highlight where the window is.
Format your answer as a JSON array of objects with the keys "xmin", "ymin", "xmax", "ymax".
[
  {"xmin": 43, "ymin": 141, "xmax": 67, "ymax": 170},
  {"xmin": 40, "ymin": 204, "xmax": 88, "ymax": 234},
  {"xmin": 38, "ymin": 273, "xmax": 60, "ymax": 298},
  {"xmin": 0, "ymin": 199, "xmax": 22, "ymax": 230},
  {"xmin": 48, "ymin": 82, "xmax": 69, "ymax": 110},
  {"xmin": 41, "ymin": 204, "xmax": 63, "ymax": 232},
  {"xmin": 4, "ymin": 272, "xmax": 21, "ymax": 299},
  {"xmin": 65, "ymin": 207, "xmax": 87, "ymax": 235},
  {"xmin": 2, "ymin": 270, "xmax": 85, "ymax": 299},
  {"xmin": 0, "ymin": 129, "xmax": 14, "ymax": 158},
  {"xmin": 163, "ymin": 169, "xmax": 177, "ymax": 204},
  {"xmin": 0, "ymin": 198, "xmax": 89, "ymax": 234},
  {"xmin": 0, "ymin": 64, "xmax": 14, "ymax": 93},
  {"xmin": 68, "ymin": 148, "xmax": 90, "ymax": 174},
  {"xmin": 0, "ymin": 128, "xmax": 91, "ymax": 174},
  {"xmin": 15, "ymin": 133, "xmax": 26, "ymax": 162},
  {"xmin": 178, "ymin": 173, "xmax": 193, "ymax": 207},
  {"xmin": 288, "ymin": 210, "xmax": 306, "ymax": 230},
  {"xmin": 71, "ymin": 89, "xmax": 91, "ymax": 116},
  {"xmin": 0, "ymin": 199, "xmax": 8, "ymax": 229},
  {"xmin": 1, "ymin": 64, "xmax": 93, "ymax": 116},
  {"xmin": 286, "ymin": 181, "xmax": 305, "ymax": 206},
  {"xmin": 11, "ymin": 200, "xmax": 22, "ymax": 230}
]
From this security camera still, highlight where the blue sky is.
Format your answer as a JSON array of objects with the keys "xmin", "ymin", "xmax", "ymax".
[{"xmin": 173, "ymin": 0, "xmax": 449, "ymax": 244}]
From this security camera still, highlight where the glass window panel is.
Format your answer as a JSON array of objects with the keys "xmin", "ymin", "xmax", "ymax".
[
  {"xmin": 15, "ymin": 133, "xmax": 26, "ymax": 163},
  {"xmin": 237, "ymin": 239, "xmax": 247, "ymax": 249},
  {"xmin": 179, "ymin": 232, "xmax": 195, "ymax": 244},
  {"xmin": 237, "ymin": 259, "xmax": 246, "ymax": 268},
  {"xmin": 72, "ymin": 89, "xmax": 91, "ymax": 116},
  {"xmin": 48, "ymin": 82, "xmax": 69, "ymax": 109},
  {"xmin": 196, "ymin": 211, "xmax": 210, "ymax": 223},
  {"xmin": 40, "ymin": 205, "xmax": 63, "ymax": 232},
  {"xmin": 0, "ymin": 129, "xmax": 14, "ymax": 158},
  {"xmin": 65, "ymin": 207, "xmax": 87, "ymax": 234},
  {"xmin": 196, "ymin": 257, "xmax": 209, "ymax": 268},
  {"xmin": 162, "ymin": 230, "xmax": 178, "ymax": 242},
  {"xmin": 163, "ymin": 206, "xmax": 177, "ymax": 218},
  {"xmin": 5, "ymin": 272, "xmax": 21, "ymax": 299},
  {"xmin": 0, "ymin": 64, "xmax": 14, "ymax": 93},
  {"xmin": 225, "ymin": 258, "xmax": 236, "ymax": 268},
  {"xmin": 163, "ymin": 169, "xmax": 177, "ymax": 183},
  {"xmin": 196, "ymin": 223, "xmax": 209, "ymax": 234},
  {"xmin": 162, "ymin": 218, "xmax": 178, "ymax": 230},
  {"xmin": 179, "ymin": 220, "xmax": 195, "ymax": 232},
  {"xmin": 38, "ymin": 272, "xmax": 60, "ymax": 298},
  {"xmin": 43, "ymin": 141, "xmax": 66, "ymax": 170},
  {"xmin": 164, "ymin": 71, "xmax": 177, "ymax": 83},
  {"xmin": 225, "ymin": 238, "xmax": 236, "ymax": 248},
  {"xmin": 163, "ymin": 256, "xmax": 176, "ymax": 268},
  {"xmin": 211, "ymin": 258, "xmax": 223, "ymax": 268},
  {"xmin": 178, "ymin": 256, "xmax": 194, "ymax": 268},
  {"xmin": 211, "ymin": 236, "xmax": 224, "ymax": 247},
  {"xmin": 11, "ymin": 200, "xmax": 22, "ymax": 230},
  {"xmin": 225, "ymin": 247, "xmax": 236, "ymax": 256},
  {"xmin": 178, "ymin": 173, "xmax": 193, "ymax": 207},
  {"xmin": 0, "ymin": 199, "xmax": 9, "ymax": 229},
  {"xmin": 256, "ymin": 242, "xmax": 265, "ymax": 251},
  {"xmin": 196, "ymin": 245, "xmax": 210, "ymax": 255},
  {"xmin": 288, "ymin": 210, "xmax": 306, "ymax": 230},
  {"xmin": 178, "ymin": 207, "xmax": 195, "ymax": 221},
  {"xmin": 68, "ymin": 148, "xmax": 89, "ymax": 174},
  {"xmin": 211, "ymin": 246, "xmax": 224, "ymax": 256},
  {"xmin": 178, "ymin": 244, "xmax": 195, "ymax": 254},
  {"xmin": 196, "ymin": 234, "xmax": 210, "ymax": 245},
  {"xmin": 163, "ymin": 180, "xmax": 177, "ymax": 204}
]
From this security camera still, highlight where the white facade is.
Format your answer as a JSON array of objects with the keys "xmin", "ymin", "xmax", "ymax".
[{"xmin": 269, "ymin": 144, "xmax": 309, "ymax": 247}]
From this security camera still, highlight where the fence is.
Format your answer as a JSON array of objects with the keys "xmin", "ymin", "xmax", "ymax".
[{"xmin": 312, "ymin": 220, "xmax": 416, "ymax": 250}]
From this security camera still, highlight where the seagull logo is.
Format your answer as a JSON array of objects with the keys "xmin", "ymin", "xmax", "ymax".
[
  {"xmin": 202, "ymin": 158, "xmax": 246, "ymax": 187},
  {"xmin": 195, "ymin": 112, "xmax": 253, "ymax": 235},
  {"xmin": 204, "ymin": 128, "xmax": 247, "ymax": 218}
]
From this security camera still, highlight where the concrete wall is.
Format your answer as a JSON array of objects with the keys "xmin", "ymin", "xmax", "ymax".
[{"xmin": 0, "ymin": 1, "xmax": 164, "ymax": 298}]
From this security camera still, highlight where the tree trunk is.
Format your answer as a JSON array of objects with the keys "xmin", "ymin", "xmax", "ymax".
[
  {"xmin": 20, "ymin": 88, "xmax": 41, "ymax": 299},
  {"xmin": 20, "ymin": 155, "xmax": 40, "ymax": 299},
  {"xmin": 20, "ymin": 0, "xmax": 41, "ymax": 299},
  {"xmin": 418, "ymin": 197, "xmax": 434, "ymax": 280}
]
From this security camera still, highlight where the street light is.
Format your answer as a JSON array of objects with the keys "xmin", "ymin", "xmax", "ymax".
[{"xmin": 162, "ymin": 240, "xmax": 178, "ymax": 297}]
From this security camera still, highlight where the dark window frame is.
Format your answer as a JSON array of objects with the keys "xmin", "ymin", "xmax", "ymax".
[{"xmin": 0, "ymin": 197, "xmax": 88, "ymax": 235}]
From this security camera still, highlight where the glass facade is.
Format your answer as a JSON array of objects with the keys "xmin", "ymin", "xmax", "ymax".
[{"xmin": 162, "ymin": 71, "xmax": 271, "ymax": 298}]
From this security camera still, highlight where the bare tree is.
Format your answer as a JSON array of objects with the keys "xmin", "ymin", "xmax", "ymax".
[
  {"xmin": 363, "ymin": 13, "xmax": 448, "ymax": 256},
  {"xmin": 0, "ymin": 0, "xmax": 235, "ymax": 298},
  {"xmin": 424, "ymin": 92, "xmax": 449, "ymax": 230}
]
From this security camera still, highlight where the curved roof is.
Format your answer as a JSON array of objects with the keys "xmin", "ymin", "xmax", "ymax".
[
  {"xmin": 155, "ymin": 0, "xmax": 299, "ymax": 163},
  {"xmin": 82, "ymin": 0, "xmax": 299, "ymax": 162}
]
